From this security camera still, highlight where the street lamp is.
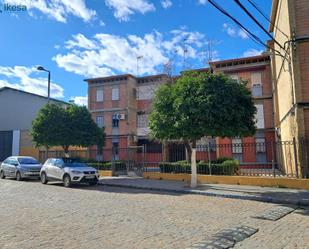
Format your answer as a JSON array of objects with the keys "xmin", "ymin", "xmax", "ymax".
[{"xmin": 37, "ymin": 66, "xmax": 51, "ymax": 103}]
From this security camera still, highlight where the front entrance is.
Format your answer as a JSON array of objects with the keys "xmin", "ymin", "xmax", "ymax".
[{"xmin": 126, "ymin": 146, "xmax": 145, "ymax": 177}]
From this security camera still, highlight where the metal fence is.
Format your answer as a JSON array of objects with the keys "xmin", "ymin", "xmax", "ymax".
[{"xmin": 39, "ymin": 140, "xmax": 309, "ymax": 178}]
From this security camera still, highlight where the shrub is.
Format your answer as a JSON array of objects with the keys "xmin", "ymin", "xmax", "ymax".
[
  {"xmin": 159, "ymin": 159, "xmax": 239, "ymax": 176},
  {"xmin": 221, "ymin": 159, "xmax": 239, "ymax": 175},
  {"xmin": 87, "ymin": 160, "xmax": 127, "ymax": 171},
  {"xmin": 211, "ymin": 157, "xmax": 233, "ymax": 164}
]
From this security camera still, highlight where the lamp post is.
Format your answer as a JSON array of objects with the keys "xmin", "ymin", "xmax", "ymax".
[{"xmin": 37, "ymin": 66, "xmax": 51, "ymax": 103}]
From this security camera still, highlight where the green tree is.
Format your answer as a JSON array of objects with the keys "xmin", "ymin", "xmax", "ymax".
[
  {"xmin": 149, "ymin": 72, "xmax": 256, "ymax": 187},
  {"xmin": 32, "ymin": 104, "xmax": 105, "ymax": 154}
]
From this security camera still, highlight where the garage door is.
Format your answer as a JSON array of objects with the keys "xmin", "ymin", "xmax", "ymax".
[{"xmin": 0, "ymin": 131, "xmax": 13, "ymax": 162}]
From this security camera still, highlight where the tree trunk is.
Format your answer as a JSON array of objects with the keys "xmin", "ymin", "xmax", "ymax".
[
  {"xmin": 162, "ymin": 141, "xmax": 169, "ymax": 162},
  {"xmin": 184, "ymin": 141, "xmax": 192, "ymax": 164},
  {"xmin": 190, "ymin": 140, "xmax": 197, "ymax": 188},
  {"xmin": 63, "ymin": 145, "xmax": 70, "ymax": 158}
]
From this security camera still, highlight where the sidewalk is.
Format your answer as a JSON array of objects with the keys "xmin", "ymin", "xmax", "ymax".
[{"xmin": 99, "ymin": 176, "xmax": 309, "ymax": 207}]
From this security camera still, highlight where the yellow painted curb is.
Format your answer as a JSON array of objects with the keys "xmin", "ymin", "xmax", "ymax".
[
  {"xmin": 99, "ymin": 170, "xmax": 113, "ymax": 177},
  {"xmin": 143, "ymin": 172, "xmax": 309, "ymax": 190}
]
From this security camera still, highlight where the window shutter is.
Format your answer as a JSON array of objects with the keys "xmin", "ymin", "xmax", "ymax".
[
  {"xmin": 112, "ymin": 88, "xmax": 119, "ymax": 100},
  {"xmin": 255, "ymin": 104, "xmax": 265, "ymax": 129},
  {"xmin": 96, "ymin": 89, "xmax": 103, "ymax": 102},
  {"xmin": 251, "ymin": 72, "xmax": 262, "ymax": 85}
]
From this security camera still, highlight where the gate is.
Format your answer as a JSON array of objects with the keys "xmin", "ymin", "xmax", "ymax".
[
  {"xmin": 126, "ymin": 146, "xmax": 145, "ymax": 177},
  {"xmin": 0, "ymin": 131, "xmax": 13, "ymax": 162}
]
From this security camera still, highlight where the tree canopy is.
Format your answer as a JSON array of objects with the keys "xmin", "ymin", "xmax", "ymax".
[
  {"xmin": 149, "ymin": 71, "xmax": 256, "ymax": 187},
  {"xmin": 32, "ymin": 104, "xmax": 105, "ymax": 153},
  {"xmin": 149, "ymin": 71, "xmax": 256, "ymax": 143}
]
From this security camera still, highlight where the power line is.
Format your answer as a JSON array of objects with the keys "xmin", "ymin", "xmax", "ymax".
[
  {"xmin": 207, "ymin": 0, "xmax": 286, "ymax": 59},
  {"xmin": 233, "ymin": 0, "xmax": 286, "ymax": 51},
  {"xmin": 246, "ymin": 0, "xmax": 289, "ymax": 39}
]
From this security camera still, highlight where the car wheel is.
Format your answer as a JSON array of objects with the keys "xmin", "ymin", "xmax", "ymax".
[
  {"xmin": 40, "ymin": 172, "xmax": 48, "ymax": 184},
  {"xmin": 16, "ymin": 171, "xmax": 22, "ymax": 181},
  {"xmin": 0, "ymin": 170, "xmax": 5, "ymax": 179},
  {"xmin": 89, "ymin": 181, "xmax": 97, "ymax": 186},
  {"xmin": 63, "ymin": 174, "xmax": 71, "ymax": 188}
]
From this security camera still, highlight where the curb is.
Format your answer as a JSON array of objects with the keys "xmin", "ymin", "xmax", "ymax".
[{"xmin": 98, "ymin": 182, "xmax": 309, "ymax": 207}]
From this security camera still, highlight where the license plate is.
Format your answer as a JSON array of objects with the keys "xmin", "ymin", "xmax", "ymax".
[{"xmin": 85, "ymin": 175, "xmax": 95, "ymax": 179}]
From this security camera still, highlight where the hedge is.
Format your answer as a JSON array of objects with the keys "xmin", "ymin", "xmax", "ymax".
[
  {"xmin": 159, "ymin": 159, "xmax": 239, "ymax": 176},
  {"xmin": 87, "ymin": 161, "xmax": 126, "ymax": 171}
]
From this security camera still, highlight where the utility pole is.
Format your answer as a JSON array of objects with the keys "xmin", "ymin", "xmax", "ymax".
[{"xmin": 136, "ymin": 55, "xmax": 143, "ymax": 76}]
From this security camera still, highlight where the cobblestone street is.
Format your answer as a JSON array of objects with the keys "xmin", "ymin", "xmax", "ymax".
[{"xmin": 0, "ymin": 179, "xmax": 308, "ymax": 249}]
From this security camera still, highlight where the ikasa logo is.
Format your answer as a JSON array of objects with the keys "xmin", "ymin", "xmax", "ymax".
[{"xmin": 0, "ymin": 3, "xmax": 27, "ymax": 14}]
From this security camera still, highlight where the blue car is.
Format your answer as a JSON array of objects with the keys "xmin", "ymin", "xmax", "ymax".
[{"xmin": 0, "ymin": 156, "xmax": 42, "ymax": 181}]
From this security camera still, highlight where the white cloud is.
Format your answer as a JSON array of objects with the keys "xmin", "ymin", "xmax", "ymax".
[
  {"xmin": 5, "ymin": 0, "xmax": 96, "ymax": 23},
  {"xmin": 222, "ymin": 23, "xmax": 248, "ymax": 39},
  {"xmin": 99, "ymin": 21, "xmax": 106, "ymax": 27},
  {"xmin": 0, "ymin": 66, "xmax": 64, "ymax": 98},
  {"xmin": 65, "ymin": 34, "xmax": 98, "ymax": 50},
  {"xmin": 53, "ymin": 29, "xmax": 208, "ymax": 77},
  {"xmin": 105, "ymin": 0, "xmax": 155, "ymax": 21},
  {"xmin": 70, "ymin": 95, "xmax": 88, "ymax": 106},
  {"xmin": 198, "ymin": 0, "xmax": 208, "ymax": 5},
  {"xmin": 238, "ymin": 29, "xmax": 249, "ymax": 39},
  {"xmin": 243, "ymin": 49, "xmax": 264, "ymax": 57},
  {"xmin": 161, "ymin": 0, "xmax": 172, "ymax": 9}
]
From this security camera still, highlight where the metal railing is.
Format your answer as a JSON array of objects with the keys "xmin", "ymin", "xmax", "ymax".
[{"xmin": 38, "ymin": 139, "xmax": 309, "ymax": 178}]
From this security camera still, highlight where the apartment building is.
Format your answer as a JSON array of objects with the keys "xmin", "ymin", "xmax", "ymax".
[
  {"xmin": 269, "ymin": 0, "xmax": 309, "ymax": 177},
  {"xmin": 209, "ymin": 54, "xmax": 275, "ymax": 165},
  {"xmin": 85, "ymin": 74, "xmax": 169, "ymax": 161},
  {"xmin": 86, "ymin": 54, "xmax": 275, "ymax": 167}
]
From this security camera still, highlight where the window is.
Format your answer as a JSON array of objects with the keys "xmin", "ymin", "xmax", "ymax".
[
  {"xmin": 96, "ymin": 116, "xmax": 104, "ymax": 128},
  {"xmin": 112, "ymin": 87, "xmax": 119, "ymax": 100},
  {"xmin": 96, "ymin": 89, "xmax": 103, "ymax": 102},
  {"xmin": 137, "ymin": 114, "xmax": 149, "ymax": 128},
  {"xmin": 256, "ymin": 138, "xmax": 266, "ymax": 153},
  {"xmin": 112, "ymin": 142, "xmax": 119, "ymax": 160},
  {"xmin": 196, "ymin": 137, "xmax": 216, "ymax": 152},
  {"xmin": 255, "ymin": 104, "xmax": 265, "ymax": 129},
  {"xmin": 232, "ymin": 138, "xmax": 243, "ymax": 162},
  {"xmin": 251, "ymin": 72, "xmax": 262, "ymax": 97},
  {"xmin": 251, "ymin": 72, "xmax": 262, "ymax": 85},
  {"xmin": 232, "ymin": 138, "xmax": 242, "ymax": 154},
  {"xmin": 112, "ymin": 118, "xmax": 119, "ymax": 128}
]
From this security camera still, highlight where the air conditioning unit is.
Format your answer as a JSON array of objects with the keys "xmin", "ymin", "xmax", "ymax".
[{"xmin": 112, "ymin": 114, "xmax": 125, "ymax": 120}]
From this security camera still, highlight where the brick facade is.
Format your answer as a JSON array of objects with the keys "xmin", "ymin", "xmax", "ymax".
[{"xmin": 86, "ymin": 55, "xmax": 276, "ymax": 168}]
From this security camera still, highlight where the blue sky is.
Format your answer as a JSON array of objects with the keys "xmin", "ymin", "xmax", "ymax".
[{"xmin": 0, "ymin": 0, "xmax": 272, "ymax": 105}]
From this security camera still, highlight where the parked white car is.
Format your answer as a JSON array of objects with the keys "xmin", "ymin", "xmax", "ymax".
[
  {"xmin": 40, "ymin": 158, "xmax": 99, "ymax": 187},
  {"xmin": 0, "ymin": 156, "xmax": 42, "ymax": 180}
]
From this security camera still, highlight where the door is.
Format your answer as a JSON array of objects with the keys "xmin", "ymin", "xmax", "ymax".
[
  {"xmin": 52, "ymin": 159, "xmax": 64, "ymax": 180},
  {"xmin": 2, "ymin": 158, "xmax": 11, "ymax": 176},
  {"xmin": 0, "ymin": 131, "xmax": 13, "ymax": 162},
  {"xmin": 45, "ymin": 159, "xmax": 57, "ymax": 179},
  {"xmin": 6, "ymin": 158, "xmax": 17, "ymax": 177}
]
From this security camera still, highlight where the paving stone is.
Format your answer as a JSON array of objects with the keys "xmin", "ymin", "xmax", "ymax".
[
  {"xmin": 252, "ymin": 206, "xmax": 296, "ymax": 221},
  {"xmin": 190, "ymin": 226, "xmax": 258, "ymax": 249},
  {"xmin": 0, "ymin": 179, "xmax": 308, "ymax": 249}
]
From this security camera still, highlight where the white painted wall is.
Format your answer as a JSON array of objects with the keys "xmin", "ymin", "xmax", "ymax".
[{"xmin": 11, "ymin": 130, "xmax": 20, "ymax": 156}]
